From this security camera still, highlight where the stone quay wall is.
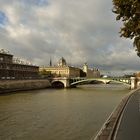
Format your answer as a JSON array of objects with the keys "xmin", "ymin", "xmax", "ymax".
[{"xmin": 0, "ymin": 80, "xmax": 51, "ymax": 93}]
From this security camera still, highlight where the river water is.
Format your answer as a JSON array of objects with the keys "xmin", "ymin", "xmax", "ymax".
[{"xmin": 0, "ymin": 84, "xmax": 129, "ymax": 140}]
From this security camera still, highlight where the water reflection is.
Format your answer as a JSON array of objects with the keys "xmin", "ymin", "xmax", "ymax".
[{"xmin": 0, "ymin": 83, "xmax": 129, "ymax": 140}]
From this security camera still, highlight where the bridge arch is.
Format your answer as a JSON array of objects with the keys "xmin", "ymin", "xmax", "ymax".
[
  {"xmin": 51, "ymin": 81, "xmax": 65, "ymax": 88},
  {"xmin": 70, "ymin": 78, "xmax": 130, "ymax": 87},
  {"xmin": 50, "ymin": 77, "xmax": 70, "ymax": 88}
]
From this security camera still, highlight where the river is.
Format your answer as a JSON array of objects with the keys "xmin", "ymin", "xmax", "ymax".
[{"xmin": 0, "ymin": 83, "xmax": 129, "ymax": 140}]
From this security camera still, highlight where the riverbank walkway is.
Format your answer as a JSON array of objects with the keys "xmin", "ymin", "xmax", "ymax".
[
  {"xmin": 94, "ymin": 88, "xmax": 140, "ymax": 140},
  {"xmin": 114, "ymin": 89, "xmax": 140, "ymax": 140}
]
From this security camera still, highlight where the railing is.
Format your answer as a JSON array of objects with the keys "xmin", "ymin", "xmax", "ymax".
[{"xmin": 69, "ymin": 77, "xmax": 131, "ymax": 85}]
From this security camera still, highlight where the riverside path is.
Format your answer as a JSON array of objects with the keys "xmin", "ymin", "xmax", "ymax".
[{"xmin": 115, "ymin": 90, "xmax": 140, "ymax": 140}]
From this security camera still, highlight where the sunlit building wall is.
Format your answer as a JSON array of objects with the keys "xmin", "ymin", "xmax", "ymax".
[{"xmin": 40, "ymin": 57, "xmax": 80, "ymax": 78}]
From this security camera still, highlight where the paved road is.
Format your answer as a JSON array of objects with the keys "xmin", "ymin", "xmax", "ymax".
[{"xmin": 115, "ymin": 91, "xmax": 140, "ymax": 140}]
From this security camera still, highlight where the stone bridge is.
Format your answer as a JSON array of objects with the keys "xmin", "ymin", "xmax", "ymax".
[
  {"xmin": 50, "ymin": 77, "xmax": 70, "ymax": 88},
  {"xmin": 49, "ymin": 77, "xmax": 140, "ymax": 89}
]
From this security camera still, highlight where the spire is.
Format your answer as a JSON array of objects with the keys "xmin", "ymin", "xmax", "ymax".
[{"xmin": 49, "ymin": 57, "xmax": 52, "ymax": 66}]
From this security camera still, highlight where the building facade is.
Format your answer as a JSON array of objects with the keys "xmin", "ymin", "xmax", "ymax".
[
  {"xmin": 40, "ymin": 57, "xmax": 80, "ymax": 78},
  {"xmin": 40, "ymin": 58, "xmax": 101, "ymax": 78},
  {"xmin": 83, "ymin": 63, "xmax": 100, "ymax": 78},
  {"xmin": 134, "ymin": 72, "xmax": 140, "ymax": 77},
  {"xmin": 0, "ymin": 50, "xmax": 39, "ymax": 79}
]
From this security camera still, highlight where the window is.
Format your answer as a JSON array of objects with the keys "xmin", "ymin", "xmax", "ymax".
[{"xmin": 0, "ymin": 57, "xmax": 3, "ymax": 61}]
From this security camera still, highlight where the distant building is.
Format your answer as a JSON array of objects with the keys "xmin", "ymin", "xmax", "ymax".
[
  {"xmin": 40, "ymin": 57, "xmax": 80, "ymax": 78},
  {"xmin": 40, "ymin": 58, "xmax": 101, "ymax": 78},
  {"xmin": 83, "ymin": 63, "xmax": 100, "ymax": 78},
  {"xmin": 134, "ymin": 72, "xmax": 140, "ymax": 77},
  {"xmin": 0, "ymin": 49, "xmax": 39, "ymax": 79},
  {"xmin": 58, "ymin": 57, "xmax": 67, "ymax": 67}
]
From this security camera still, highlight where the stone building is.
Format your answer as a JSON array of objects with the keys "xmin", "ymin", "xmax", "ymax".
[
  {"xmin": 83, "ymin": 63, "xmax": 100, "ymax": 78},
  {"xmin": 40, "ymin": 57, "xmax": 80, "ymax": 78},
  {"xmin": 0, "ymin": 49, "xmax": 39, "ymax": 79},
  {"xmin": 134, "ymin": 72, "xmax": 140, "ymax": 77}
]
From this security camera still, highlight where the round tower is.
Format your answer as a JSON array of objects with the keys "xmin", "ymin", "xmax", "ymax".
[{"xmin": 83, "ymin": 63, "xmax": 88, "ymax": 73}]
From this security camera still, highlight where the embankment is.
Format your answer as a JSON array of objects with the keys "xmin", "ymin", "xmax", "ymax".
[
  {"xmin": 0, "ymin": 80, "xmax": 51, "ymax": 93},
  {"xmin": 93, "ymin": 87, "xmax": 140, "ymax": 140}
]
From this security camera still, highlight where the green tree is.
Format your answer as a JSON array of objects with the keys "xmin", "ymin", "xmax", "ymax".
[
  {"xmin": 39, "ymin": 69, "xmax": 52, "ymax": 77},
  {"xmin": 112, "ymin": 0, "xmax": 140, "ymax": 56}
]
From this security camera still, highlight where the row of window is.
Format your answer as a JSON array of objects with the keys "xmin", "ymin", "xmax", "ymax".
[
  {"xmin": 0, "ymin": 76, "xmax": 38, "ymax": 80},
  {"xmin": 0, "ymin": 64, "xmax": 38, "ymax": 72}
]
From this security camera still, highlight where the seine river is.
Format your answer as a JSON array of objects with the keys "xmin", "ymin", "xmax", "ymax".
[{"xmin": 0, "ymin": 84, "xmax": 129, "ymax": 140}]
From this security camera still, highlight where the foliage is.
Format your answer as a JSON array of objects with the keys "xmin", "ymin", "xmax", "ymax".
[
  {"xmin": 39, "ymin": 69, "xmax": 52, "ymax": 77},
  {"xmin": 112, "ymin": 0, "xmax": 140, "ymax": 56}
]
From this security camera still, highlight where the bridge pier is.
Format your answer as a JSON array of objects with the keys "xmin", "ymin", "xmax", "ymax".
[
  {"xmin": 130, "ymin": 77, "xmax": 137, "ymax": 89},
  {"xmin": 130, "ymin": 77, "xmax": 140, "ymax": 90},
  {"xmin": 51, "ymin": 77, "xmax": 70, "ymax": 88},
  {"xmin": 64, "ymin": 79, "xmax": 70, "ymax": 88}
]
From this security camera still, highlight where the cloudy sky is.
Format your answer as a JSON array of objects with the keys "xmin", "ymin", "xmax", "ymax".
[{"xmin": 0, "ymin": 0, "xmax": 140, "ymax": 75}]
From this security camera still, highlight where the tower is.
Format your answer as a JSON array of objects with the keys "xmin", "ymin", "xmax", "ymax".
[
  {"xmin": 58, "ymin": 57, "xmax": 67, "ymax": 67},
  {"xmin": 49, "ymin": 57, "xmax": 52, "ymax": 67},
  {"xmin": 83, "ymin": 63, "xmax": 88, "ymax": 73}
]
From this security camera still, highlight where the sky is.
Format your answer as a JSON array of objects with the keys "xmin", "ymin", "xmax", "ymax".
[{"xmin": 0, "ymin": 0, "xmax": 140, "ymax": 76}]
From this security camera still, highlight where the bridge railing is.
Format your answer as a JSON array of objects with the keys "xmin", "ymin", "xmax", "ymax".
[{"xmin": 69, "ymin": 77, "xmax": 131, "ymax": 85}]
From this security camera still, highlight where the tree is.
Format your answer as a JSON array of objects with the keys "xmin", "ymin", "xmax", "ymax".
[
  {"xmin": 39, "ymin": 69, "xmax": 52, "ymax": 78},
  {"xmin": 112, "ymin": 0, "xmax": 140, "ymax": 56}
]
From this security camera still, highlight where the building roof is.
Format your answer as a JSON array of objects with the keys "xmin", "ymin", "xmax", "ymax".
[
  {"xmin": 0, "ymin": 49, "xmax": 13, "ymax": 56},
  {"xmin": 0, "ymin": 52, "xmax": 13, "ymax": 57},
  {"xmin": 58, "ymin": 57, "xmax": 67, "ymax": 66}
]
